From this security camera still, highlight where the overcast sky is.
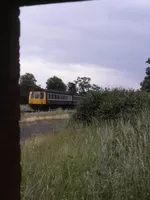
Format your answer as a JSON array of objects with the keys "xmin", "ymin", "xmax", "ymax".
[{"xmin": 20, "ymin": 0, "xmax": 150, "ymax": 89}]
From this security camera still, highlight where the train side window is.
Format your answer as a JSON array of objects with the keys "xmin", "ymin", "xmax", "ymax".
[
  {"xmin": 35, "ymin": 92, "xmax": 39, "ymax": 99},
  {"xmin": 40, "ymin": 92, "xmax": 44, "ymax": 99}
]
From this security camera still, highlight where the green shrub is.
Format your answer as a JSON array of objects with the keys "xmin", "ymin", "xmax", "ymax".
[{"xmin": 73, "ymin": 88, "xmax": 150, "ymax": 124}]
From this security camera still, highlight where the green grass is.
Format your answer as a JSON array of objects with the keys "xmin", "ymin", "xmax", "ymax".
[{"xmin": 21, "ymin": 110, "xmax": 150, "ymax": 200}]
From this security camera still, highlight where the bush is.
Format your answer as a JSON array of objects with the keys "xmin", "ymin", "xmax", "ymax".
[{"xmin": 73, "ymin": 88, "xmax": 150, "ymax": 124}]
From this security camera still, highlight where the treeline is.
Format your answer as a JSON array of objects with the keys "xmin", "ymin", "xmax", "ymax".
[{"xmin": 20, "ymin": 74, "xmax": 102, "ymax": 104}]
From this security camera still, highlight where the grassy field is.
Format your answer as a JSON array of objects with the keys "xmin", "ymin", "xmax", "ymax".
[{"xmin": 21, "ymin": 110, "xmax": 150, "ymax": 200}]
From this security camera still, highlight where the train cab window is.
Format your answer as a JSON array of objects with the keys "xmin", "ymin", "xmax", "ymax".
[
  {"xmin": 35, "ymin": 92, "xmax": 39, "ymax": 99},
  {"xmin": 30, "ymin": 92, "xmax": 34, "ymax": 99},
  {"xmin": 40, "ymin": 92, "xmax": 44, "ymax": 99}
]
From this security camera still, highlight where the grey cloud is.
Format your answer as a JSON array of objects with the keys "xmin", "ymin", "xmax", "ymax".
[{"xmin": 20, "ymin": 0, "xmax": 150, "ymax": 86}]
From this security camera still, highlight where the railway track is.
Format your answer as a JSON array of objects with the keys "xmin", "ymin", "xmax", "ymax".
[{"xmin": 21, "ymin": 108, "xmax": 62, "ymax": 113}]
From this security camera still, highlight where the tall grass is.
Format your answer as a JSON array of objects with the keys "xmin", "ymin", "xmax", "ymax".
[{"xmin": 21, "ymin": 109, "xmax": 150, "ymax": 200}]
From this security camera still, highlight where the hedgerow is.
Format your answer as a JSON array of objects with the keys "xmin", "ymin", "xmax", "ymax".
[{"xmin": 73, "ymin": 88, "xmax": 150, "ymax": 124}]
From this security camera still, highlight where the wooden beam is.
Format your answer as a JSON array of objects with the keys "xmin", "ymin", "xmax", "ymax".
[
  {"xmin": 19, "ymin": 0, "xmax": 90, "ymax": 7},
  {"xmin": 0, "ymin": 5, "xmax": 21, "ymax": 200}
]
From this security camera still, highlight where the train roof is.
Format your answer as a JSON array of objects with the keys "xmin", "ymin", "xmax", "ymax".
[{"xmin": 30, "ymin": 89, "xmax": 81, "ymax": 96}]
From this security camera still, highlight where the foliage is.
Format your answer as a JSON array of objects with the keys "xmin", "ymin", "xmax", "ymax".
[
  {"xmin": 73, "ymin": 88, "xmax": 150, "ymax": 124},
  {"xmin": 20, "ymin": 73, "xmax": 37, "ymax": 86},
  {"xmin": 20, "ymin": 73, "xmax": 42, "ymax": 104},
  {"xmin": 21, "ymin": 110, "xmax": 150, "ymax": 200},
  {"xmin": 140, "ymin": 57, "xmax": 150, "ymax": 91},
  {"xmin": 46, "ymin": 76, "xmax": 67, "ymax": 91},
  {"xmin": 146, "ymin": 57, "xmax": 150, "ymax": 64},
  {"xmin": 91, "ymin": 84, "xmax": 102, "ymax": 91},
  {"xmin": 67, "ymin": 82, "xmax": 77, "ymax": 93},
  {"xmin": 74, "ymin": 76, "xmax": 91, "ymax": 94},
  {"xmin": 74, "ymin": 77, "xmax": 101, "ymax": 94}
]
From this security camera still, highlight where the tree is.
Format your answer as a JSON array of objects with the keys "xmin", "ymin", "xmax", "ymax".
[
  {"xmin": 20, "ymin": 73, "xmax": 42, "ymax": 104},
  {"xmin": 74, "ymin": 77, "xmax": 91, "ymax": 94},
  {"xmin": 91, "ymin": 84, "xmax": 101, "ymax": 91},
  {"xmin": 140, "ymin": 58, "xmax": 150, "ymax": 92},
  {"xmin": 46, "ymin": 76, "xmax": 66, "ymax": 91},
  {"xmin": 146, "ymin": 57, "xmax": 150, "ymax": 64},
  {"xmin": 67, "ymin": 82, "xmax": 77, "ymax": 93},
  {"xmin": 20, "ymin": 73, "xmax": 37, "ymax": 86}
]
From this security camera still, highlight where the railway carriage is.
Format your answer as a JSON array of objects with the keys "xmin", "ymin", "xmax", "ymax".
[{"xmin": 28, "ymin": 89, "xmax": 81, "ymax": 111}]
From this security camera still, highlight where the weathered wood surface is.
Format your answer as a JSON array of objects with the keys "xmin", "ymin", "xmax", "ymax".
[{"xmin": 0, "ymin": 6, "xmax": 21, "ymax": 200}]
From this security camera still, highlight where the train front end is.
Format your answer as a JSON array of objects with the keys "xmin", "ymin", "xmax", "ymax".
[{"xmin": 28, "ymin": 91, "xmax": 47, "ymax": 111}]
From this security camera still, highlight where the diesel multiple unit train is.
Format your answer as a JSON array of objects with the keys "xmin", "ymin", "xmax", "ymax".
[{"xmin": 28, "ymin": 89, "xmax": 81, "ymax": 111}]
